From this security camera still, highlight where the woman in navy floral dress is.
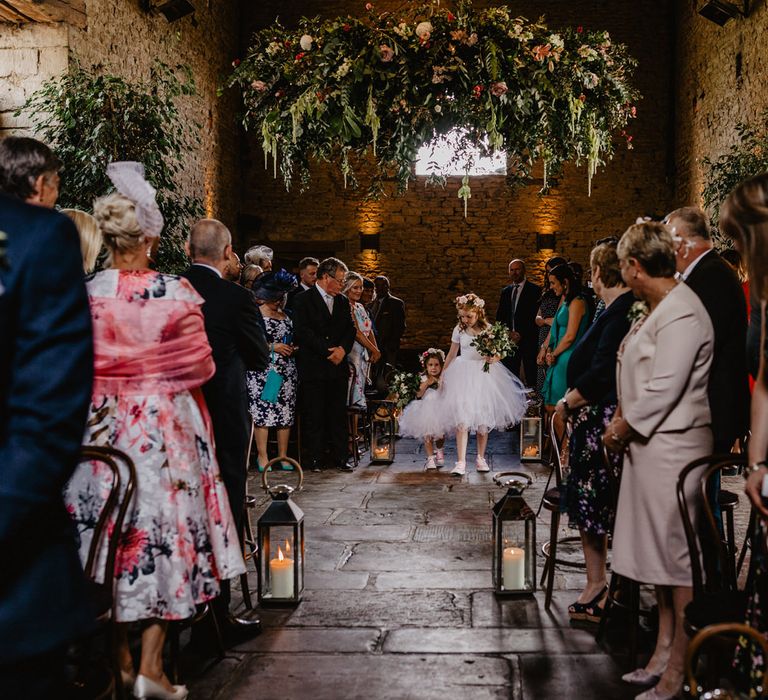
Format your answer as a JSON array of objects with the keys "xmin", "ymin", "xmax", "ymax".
[
  {"xmin": 247, "ymin": 270, "xmax": 299, "ymax": 470},
  {"xmin": 554, "ymin": 242, "xmax": 633, "ymax": 623}
]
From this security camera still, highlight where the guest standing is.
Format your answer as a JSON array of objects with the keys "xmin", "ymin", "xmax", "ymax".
[
  {"xmin": 293, "ymin": 257, "xmax": 356, "ymax": 471},
  {"xmin": 0, "ymin": 193, "xmax": 94, "ymax": 699},
  {"xmin": 555, "ymin": 242, "xmax": 633, "ymax": 622},
  {"xmin": 540, "ymin": 264, "xmax": 589, "ymax": 413},
  {"xmin": 244, "ymin": 244, "xmax": 273, "ymax": 271},
  {"xmin": 184, "ymin": 219, "xmax": 269, "ymax": 640},
  {"xmin": 342, "ymin": 271, "xmax": 381, "ymax": 409},
  {"xmin": 241, "ymin": 263, "xmax": 263, "ymax": 290},
  {"xmin": 0, "ymin": 135, "xmax": 61, "ymax": 207},
  {"xmin": 496, "ymin": 258, "xmax": 542, "ymax": 386},
  {"xmin": 285, "ymin": 256, "xmax": 319, "ymax": 313},
  {"xmin": 719, "ymin": 174, "xmax": 768, "ymax": 697},
  {"xmin": 62, "ymin": 208, "xmax": 102, "ymax": 273},
  {"xmin": 246, "ymin": 270, "xmax": 299, "ymax": 472},
  {"xmin": 535, "ymin": 256, "xmax": 567, "ymax": 395},
  {"xmin": 371, "ymin": 275, "xmax": 406, "ymax": 389},
  {"xmin": 65, "ymin": 170, "xmax": 246, "ymax": 699},
  {"xmin": 604, "ymin": 221, "xmax": 713, "ymax": 700}
]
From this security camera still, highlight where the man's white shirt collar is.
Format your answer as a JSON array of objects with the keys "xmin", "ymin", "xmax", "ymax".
[
  {"xmin": 193, "ymin": 262, "xmax": 222, "ymax": 278},
  {"xmin": 681, "ymin": 249, "xmax": 711, "ymax": 281}
]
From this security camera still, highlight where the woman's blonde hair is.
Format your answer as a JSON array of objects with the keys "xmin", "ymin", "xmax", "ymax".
[
  {"xmin": 62, "ymin": 208, "xmax": 102, "ymax": 273},
  {"xmin": 617, "ymin": 221, "xmax": 676, "ymax": 278},
  {"xmin": 93, "ymin": 193, "xmax": 147, "ymax": 264},
  {"xmin": 342, "ymin": 270, "xmax": 363, "ymax": 294}
]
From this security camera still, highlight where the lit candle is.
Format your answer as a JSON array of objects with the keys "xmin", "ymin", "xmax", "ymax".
[
  {"xmin": 502, "ymin": 546, "xmax": 526, "ymax": 590},
  {"xmin": 374, "ymin": 446, "xmax": 389, "ymax": 458},
  {"xmin": 269, "ymin": 544, "xmax": 294, "ymax": 598}
]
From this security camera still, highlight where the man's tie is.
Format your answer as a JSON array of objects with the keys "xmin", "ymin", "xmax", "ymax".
[
  {"xmin": 510, "ymin": 284, "xmax": 520, "ymax": 330},
  {"xmin": 325, "ymin": 295, "xmax": 334, "ymax": 314}
]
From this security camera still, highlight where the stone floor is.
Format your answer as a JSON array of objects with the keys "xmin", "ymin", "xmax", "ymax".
[{"xmin": 183, "ymin": 431, "xmax": 752, "ymax": 700}]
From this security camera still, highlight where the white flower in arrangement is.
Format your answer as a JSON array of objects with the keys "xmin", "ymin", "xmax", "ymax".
[
  {"xmin": 299, "ymin": 34, "xmax": 314, "ymax": 51},
  {"xmin": 578, "ymin": 44, "xmax": 598, "ymax": 60},
  {"xmin": 583, "ymin": 72, "xmax": 599, "ymax": 88},
  {"xmin": 549, "ymin": 33, "xmax": 564, "ymax": 49},
  {"xmin": 434, "ymin": 104, "xmax": 442, "ymax": 113},
  {"xmin": 393, "ymin": 21, "xmax": 412, "ymax": 38},
  {"xmin": 466, "ymin": 32, "xmax": 478, "ymax": 46},
  {"xmin": 335, "ymin": 58, "xmax": 353, "ymax": 78},
  {"xmin": 415, "ymin": 21, "xmax": 433, "ymax": 40},
  {"xmin": 266, "ymin": 41, "xmax": 281, "ymax": 56}
]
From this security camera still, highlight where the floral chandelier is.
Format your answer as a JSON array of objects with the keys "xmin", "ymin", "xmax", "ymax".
[{"xmin": 228, "ymin": 0, "xmax": 640, "ymax": 212}]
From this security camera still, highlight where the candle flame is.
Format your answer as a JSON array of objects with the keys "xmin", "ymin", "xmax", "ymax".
[
  {"xmin": 285, "ymin": 540, "xmax": 291, "ymax": 555},
  {"xmin": 277, "ymin": 545, "xmax": 284, "ymax": 561}
]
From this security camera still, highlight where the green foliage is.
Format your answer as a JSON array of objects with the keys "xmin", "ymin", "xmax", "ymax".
[
  {"xmin": 20, "ymin": 61, "xmax": 203, "ymax": 273},
  {"xmin": 702, "ymin": 109, "xmax": 768, "ymax": 243},
  {"xmin": 227, "ymin": 1, "xmax": 640, "ymax": 211}
]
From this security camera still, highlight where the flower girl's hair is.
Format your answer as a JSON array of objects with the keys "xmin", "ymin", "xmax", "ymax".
[
  {"xmin": 455, "ymin": 292, "xmax": 488, "ymax": 329},
  {"xmin": 420, "ymin": 347, "xmax": 446, "ymax": 371}
]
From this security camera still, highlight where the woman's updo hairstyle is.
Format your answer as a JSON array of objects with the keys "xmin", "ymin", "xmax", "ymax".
[
  {"xmin": 93, "ymin": 193, "xmax": 146, "ymax": 260},
  {"xmin": 617, "ymin": 221, "xmax": 676, "ymax": 279}
]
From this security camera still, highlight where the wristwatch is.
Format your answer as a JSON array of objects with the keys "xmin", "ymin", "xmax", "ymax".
[
  {"xmin": 558, "ymin": 397, "xmax": 570, "ymax": 413},
  {"xmin": 745, "ymin": 460, "xmax": 768, "ymax": 478}
]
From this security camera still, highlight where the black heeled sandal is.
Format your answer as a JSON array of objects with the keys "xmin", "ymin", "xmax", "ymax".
[{"xmin": 568, "ymin": 585, "xmax": 608, "ymax": 621}]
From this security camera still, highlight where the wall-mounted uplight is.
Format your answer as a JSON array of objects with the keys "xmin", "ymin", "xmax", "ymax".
[
  {"xmin": 359, "ymin": 233, "xmax": 380, "ymax": 252},
  {"xmin": 536, "ymin": 232, "xmax": 556, "ymax": 252},
  {"xmin": 698, "ymin": 0, "xmax": 748, "ymax": 26}
]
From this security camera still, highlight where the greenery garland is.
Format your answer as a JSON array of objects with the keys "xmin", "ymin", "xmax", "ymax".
[{"xmin": 228, "ymin": 0, "xmax": 639, "ymax": 210}]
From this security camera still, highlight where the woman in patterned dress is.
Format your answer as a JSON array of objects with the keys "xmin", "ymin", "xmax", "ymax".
[
  {"xmin": 342, "ymin": 271, "xmax": 381, "ymax": 409},
  {"xmin": 554, "ymin": 242, "xmax": 633, "ymax": 623},
  {"xmin": 64, "ymin": 175, "xmax": 244, "ymax": 699},
  {"xmin": 246, "ymin": 270, "xmax": 299, "ymax": 471}
]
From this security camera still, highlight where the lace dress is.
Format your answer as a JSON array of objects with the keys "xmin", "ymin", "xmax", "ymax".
[{"xmin": 64, "ymin": 270, "xmax": 246, "ymax": 622}]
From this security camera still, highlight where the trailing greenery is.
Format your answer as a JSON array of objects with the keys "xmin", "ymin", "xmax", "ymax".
[
  {"xmin": 702, "ymin": 109, "xmax": 768, "ymax": 241},
  {"xmin": 20, "ymin": 61, "xmax": 203, "ymax": 273},
  {"xmin": 228, "ymin": 0, "xmax": 640, "ymax": 210}
]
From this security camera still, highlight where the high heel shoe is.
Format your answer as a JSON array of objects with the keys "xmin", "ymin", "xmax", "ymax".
[
  {"xmin": 568, "ymin": 585, "xmax": 607, "ymax": 621},
  {"xmin": 133, "ymin": 674, "xmax": 188, "ymax": 699},
  {"xmin": 634, "ymin": 685, "xmax": 681, "ymax": 700},
  {"xmin": 621, "ymin": 668, "xmax": 662, "ymax": 687},
  {"xmin": 121, "ymin": 669, "xmax": 136, "ymax": 690}
]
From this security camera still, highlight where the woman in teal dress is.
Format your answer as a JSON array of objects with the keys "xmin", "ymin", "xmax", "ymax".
[{"xmin": 540, "ymin": 263, "xmax": 590, "ymax": 412}]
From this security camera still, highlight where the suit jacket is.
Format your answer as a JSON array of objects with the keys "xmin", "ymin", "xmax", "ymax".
[
  {"xmin": 285, "ymin": 283, "xmax": 309, "ymax": 315},
  {"xmin": 293, "ymin": 285, "xmax": 356, "ymax": 381},
  {"xmin": 496, "ymin": 280, "xmax": 542, "ymax": 347},
  {"xmin": 183, "ymin": 265, "xmax": 269, "ymax": 448},
  {"xmin": 0, "ymin": 194, "xmax": 94, "ymax": 661},
  {"xmin": 371, "ymin": 293, "xmax": 406, "ymax": 352},
  {"xmin": 685, "ymin": 250, "xmax": 750, "ymax": 445},
  {"xmin": 618, "ymin": 283, "xmax": 713, "ymax": 438}
]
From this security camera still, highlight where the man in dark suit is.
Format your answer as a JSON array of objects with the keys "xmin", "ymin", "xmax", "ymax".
[
  {"xmin": 285, "ymin": 255, "xmax": 319, "ymax": 314},
  {"xmin": 0, "ymin": 193, "xmax": 94, "ymax": 696},
  {"xmin": 371, "ymin": 275, "xmax": 406, "ymax": 390},
  {"xmin": 496, "ymin": 259, "xmax": 542, "ymax": 387},
  {"xmin": 183, "ymin": 219, "xmax": 269, "ymax": 640},
  {"xmin": 293, "ymin": 257, "xmax": 356, "ymax": 471}
]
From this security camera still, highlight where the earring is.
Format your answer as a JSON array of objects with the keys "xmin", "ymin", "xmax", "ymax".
[{"xmin": 146, "ymin": 248, "xmax": 152, "ymax": 258}]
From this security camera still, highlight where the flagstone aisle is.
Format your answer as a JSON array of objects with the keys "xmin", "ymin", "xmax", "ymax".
[{"xmin": 184, "ymin": 432, "xmax": 750, "ymax": 699}]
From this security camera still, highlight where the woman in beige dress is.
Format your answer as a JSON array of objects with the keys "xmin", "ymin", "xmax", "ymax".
[{"xmin": 604, "ymin": 221, "xmax": 714, "ymax": 700}]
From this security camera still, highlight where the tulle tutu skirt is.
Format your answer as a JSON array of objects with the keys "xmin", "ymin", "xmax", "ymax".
[
  {"xmin": 436, "ymin": 357, "xmax": 528, "ymax": 434},
  {"xmin": 398, "ymin": 388, "xmax": 445, "ymax": 439}
]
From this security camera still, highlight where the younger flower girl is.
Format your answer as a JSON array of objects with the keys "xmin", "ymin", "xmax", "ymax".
[
  {"xmin": 438, "ymin": 293, "xmax": 528, "ymax": 476},
  {"xmin": 398, "ymin": 348, "xmax": 446, "ymax": 470}
]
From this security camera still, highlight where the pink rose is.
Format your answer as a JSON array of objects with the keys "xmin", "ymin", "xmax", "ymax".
[
  {"xmin": 379, "ymin": 44, "xmax": 394, "ymax": 62},
  {"xmin": 252, "ymin": 80, "xmax": 268, "ymax": 91},
  {"xmin": 365, "ymin": 2, "xmax": 373, "ymax": 9},
  {"xmin": 490, "ymin": 81, "xmax": 508, "ymax": 97}
]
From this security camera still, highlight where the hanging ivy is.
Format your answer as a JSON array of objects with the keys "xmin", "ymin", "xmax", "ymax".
[{"xmin": 228, "ymin": 0, "xmax": 639, "ymax": 211}]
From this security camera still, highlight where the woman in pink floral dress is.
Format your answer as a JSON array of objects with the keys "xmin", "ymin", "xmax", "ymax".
[{"xmin": 64, "ymin": 164, "xmax": 244, "ymax": 700}]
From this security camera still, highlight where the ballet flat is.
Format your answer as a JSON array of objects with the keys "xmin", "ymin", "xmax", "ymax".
[
  {"xmin": 475, "ymin": 456, "xmax": 490, "ymax": 472},
  {"xmin": 621, "ymin": 668, "xmax": 662, "ymax": 687},
  {"xmin": 133, "ymin": 674, "xmax": 188, "ymax": 699},
  {"xmin": 450, "ymin": 461, "xmax": 466, "ymax": 476}
]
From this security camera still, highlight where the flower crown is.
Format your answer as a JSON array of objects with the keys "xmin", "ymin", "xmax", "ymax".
[
  {"xmin": 455, "ymin": 293, "xmax": 485, "ymax": 309},
  {"xmin": 420, "ymin": 347, "xmax": 446, "ymax": 367}
]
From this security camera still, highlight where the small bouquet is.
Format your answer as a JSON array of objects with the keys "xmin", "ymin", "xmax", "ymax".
[
  {"xmin": 388, "ymin": 370, "xmax": 422, "ymax": 409},
  {"xmin": 471, "ymin": 322, "xmax": 517, "ymax": 372},
  {"xmin": 627, "ymin": 300, "xmax": 649, "ymax": 323}
]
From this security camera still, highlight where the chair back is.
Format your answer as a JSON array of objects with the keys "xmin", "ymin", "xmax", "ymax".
[
  {"xmin": 549, "ymin": 412, "xmax": 572, "ymax": 487},
  {"xmin": 684, "ymin": 622, "xmax": 768, "ymax": 698},
  {"xmin": 77, "ymin": 446, "xmax": 137, "ymax": 590},
  {"xmin": 676, "ymin": 454, "xmax": 745, "ymax": 596}
]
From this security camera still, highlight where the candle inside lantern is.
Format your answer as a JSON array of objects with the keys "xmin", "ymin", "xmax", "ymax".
[
  {"xmin": 269, "ymin": 544, "xmax": 294, "ymax": 598},
  {"xmin": 502, "ymin": 546, "xmax": 526, "ymax": 590},
  {"xmin": 373, "ymin": 446, "xmax": 390, "ymax": 458}
]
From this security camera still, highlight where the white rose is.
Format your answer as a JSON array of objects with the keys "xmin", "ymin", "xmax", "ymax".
[
  {"xmin": 415, "ymin": 21, "xmax": 433, "ymax": 39},
  {"xmin": 434, "ymin": 104, "xmax": 442, "ymax": 113},
  {"xmin": 299, "ymin": 34, "xmax": 313, "ymax": 51}
]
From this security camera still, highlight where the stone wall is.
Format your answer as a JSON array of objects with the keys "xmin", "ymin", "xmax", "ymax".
[
  {"xmin": 674, "ymin": 1, "xmax": 768, "ymax": 209},
  {"xmin": 240, "ymin": 0, "xmax": 676, "ymax": 349},
  {"xmin": 0, "ymin": 1, "xmax": 241, "ymax": 232}
]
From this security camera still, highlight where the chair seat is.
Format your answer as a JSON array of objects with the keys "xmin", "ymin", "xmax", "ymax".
[
  {"xmin": 542, "ymin": 487, "xmax": 560, "ymax": 510},
  {"xmin": 684, "ymin": 591, "xmax": 748, "ymax": 632},
  {"xmin": 718, "ymin": 489, "xmax": 738, "ymax": 509}
]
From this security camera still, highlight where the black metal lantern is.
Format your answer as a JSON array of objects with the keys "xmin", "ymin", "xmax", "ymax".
[
  {"xmin": 256, "ymin": 457, "xmax": 304, "ymax": 606},
  {"xmin": 369, "ymin": 399, "xmax": 396, "ymax": 464},
  {"xmin": 492, "ymin": 472, "xmax": 536, "ymax": 596}
]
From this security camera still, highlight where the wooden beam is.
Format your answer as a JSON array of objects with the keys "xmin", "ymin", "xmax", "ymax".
[{"xmin": 0, "ymin": 0, "xmax": 86, "ymax": 27}]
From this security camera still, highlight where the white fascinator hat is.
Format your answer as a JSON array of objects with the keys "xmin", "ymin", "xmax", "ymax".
[{"xmin": 106, "ymin": 161, "xmax": 164, "ymax": 238}]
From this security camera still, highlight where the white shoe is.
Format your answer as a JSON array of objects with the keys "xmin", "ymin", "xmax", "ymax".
[
  {"xmin": 425, "ymin": 456, "xmax": 437, "ymax": 470},
  {"xmin": 435, "ymin": 448, "xmax": 445, "ymax": 467},
  {"xmin": 476, "ymin": 456, "xmax": 490, "ymax": 472},
  {"xmin": 450, "ymin": 461, "xmax": 466, "ymax": 476},
  {"xmin": 133, "ymin": 674, "xmax": 189, "ymax": 700}
]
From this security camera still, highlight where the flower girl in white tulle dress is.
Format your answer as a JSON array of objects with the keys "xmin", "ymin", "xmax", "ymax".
[
  {"xmin": 438, "ymin": 293, "xmax": 528, "ymax": 476},
  {"xmin": 398, "ymin": 348, "xmax": 447, "ymax": 470}
]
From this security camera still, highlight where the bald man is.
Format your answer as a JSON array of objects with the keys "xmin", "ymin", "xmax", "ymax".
[{"xmin": 183, "ymin": 219, "xmax": 269, "ymax": 643}]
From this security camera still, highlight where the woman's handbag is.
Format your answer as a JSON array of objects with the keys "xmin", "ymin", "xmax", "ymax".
[{"xmin": 260, "ymin": 348, "xmax": 283, "ymax": 403}]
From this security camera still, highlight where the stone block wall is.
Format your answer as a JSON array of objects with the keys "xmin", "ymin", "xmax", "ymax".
[
  {"xmin": 674, "ymin": 1, "xmax": 768, "ymax": 210},
  {"xmin": 240, "ymin": 0, "xmax": 676, "ymax": 349}
]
